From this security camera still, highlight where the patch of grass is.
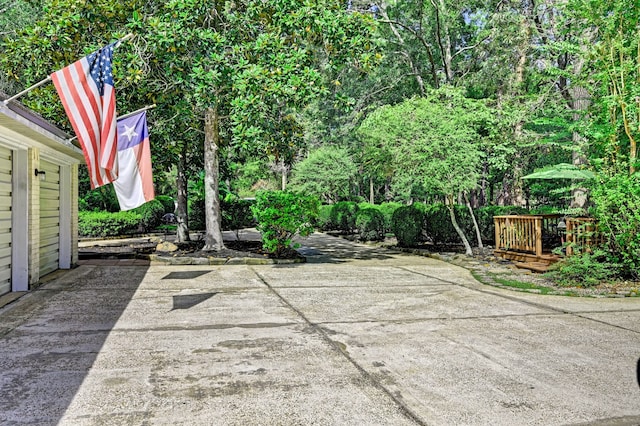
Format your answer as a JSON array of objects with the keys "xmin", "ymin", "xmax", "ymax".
[
  {"xmin": 492, "ymin": 276, "xmax": 554, "ymax": 294},
  {"xmin": 471, "ymin": 271, "xmax": 555, "ymax": 295}
]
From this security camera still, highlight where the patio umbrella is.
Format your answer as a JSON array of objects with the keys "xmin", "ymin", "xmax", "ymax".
[{"xmin": 521, "ymin": 163, "xmax": 595, "ymax": 180}]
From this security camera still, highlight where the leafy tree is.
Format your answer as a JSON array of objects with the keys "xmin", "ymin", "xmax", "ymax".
[
  {"xmin": 566, "ymin": 0, "xmax": 640, "ymax": 175},
  {"xmin": 133, "ymin": 0, "xmax": 376, "ymax": 251},
  {"xmin": 289, "ymin": 146, "xmax": 357, "ymax": 203},
  {"xmin": 2, "ymin": 0, "xmax": 376, "ymax": 251},
  {"xmin": 358, "ymin": 88, "xmax": 495, "ymax": 254}
]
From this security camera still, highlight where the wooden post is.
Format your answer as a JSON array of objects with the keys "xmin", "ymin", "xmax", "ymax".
[
  {"xmin": 494, "ymin": 217, "xmax": 500, "ymax": 250},
  {"xmin": 535, "ymin": 216, "xmax": 543, "ymax": 256}
]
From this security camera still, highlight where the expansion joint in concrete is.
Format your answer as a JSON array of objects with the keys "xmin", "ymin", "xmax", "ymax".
[{"xmin": 250, "ymin": 267, "xmax": 429, "ymax": 426}]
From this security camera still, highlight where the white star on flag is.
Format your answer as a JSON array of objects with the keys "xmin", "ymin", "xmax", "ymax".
[{"xmin": 122, "ymin": 124, "xmax": 138, "ymax": 142}]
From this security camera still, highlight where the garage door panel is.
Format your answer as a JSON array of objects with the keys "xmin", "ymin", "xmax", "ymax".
[
  {"xmin": 0, "ymin": 157, "xmax": 11, "ymax": 172},
  {"xmin": 0, "ymin": 233, "xmax": 11, "ymax": 245},
  {"xmin": 40, "ymin": 198, "xmax": 60, "ymax": 208},
  {"xmin": 39, "ymin": 160, "xmax": 60, "ymax": 277},
  {"xmin": 0, "ymin": 146, "xmax": 10, "ymax": 295},
  {"xmin": 0, "ymin": 265, "xmax": 10, "ymax": 283},
  {"xmin": 40, "ymin": 236, "xmax": 60, "ymax": 249},
  {"xmin": 40, "ymin": 212, "xmax": 60, "ymax": 225},
  {"xmin": 41, "ymin": 182, "xmax": 60, "ymax": 192}
]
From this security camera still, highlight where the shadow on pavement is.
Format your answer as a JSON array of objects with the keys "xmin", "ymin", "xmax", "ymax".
[
  {"xmin": 0, "ymin": 265, "xmax": 148, "ymax": 425},
  {"xmin": 296, "ymin": 233, "xmax": 400, "ymax": 264}
]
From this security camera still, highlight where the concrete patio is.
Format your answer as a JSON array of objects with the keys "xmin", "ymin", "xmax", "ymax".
[{"xmin": 1, "ymin": 232, "xmax": 639, "ymax": 425}]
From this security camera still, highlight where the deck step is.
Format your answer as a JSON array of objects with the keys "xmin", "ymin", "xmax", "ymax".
[
  {"xmin": 494, "ymin": 249, "xmax": 560, "ymax": 265},
  {"xmin": 514, "ymin": 261, "xmax": 551, "ymax": 273}
]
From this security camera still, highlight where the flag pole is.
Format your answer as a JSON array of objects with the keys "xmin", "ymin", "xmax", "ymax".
[
  {"xmin": 117, "ymin": 103, "xmax": 156, "ymax": 121},
  {"xmin": 2, "ymin": 33, "xmax": 135, "ymax": 107},
  {"xmin": 68, "ymin": 103, "xmax": 156, "ymax": 142},
  {"xmin": 2, "ymin": 76, "xmax": 52, "ymax": 106}
]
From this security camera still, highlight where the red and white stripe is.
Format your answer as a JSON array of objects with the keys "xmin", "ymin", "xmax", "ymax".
[{"xmin": 52, "ymin": 57, "xmax": 118, "ymax": 189}]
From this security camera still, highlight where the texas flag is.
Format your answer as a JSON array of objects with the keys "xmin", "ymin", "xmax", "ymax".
[{"xmin": 113, "ymin": 111, "xmax": 155, "ymax": 210}]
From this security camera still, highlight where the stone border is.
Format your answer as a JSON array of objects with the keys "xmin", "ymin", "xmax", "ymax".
[{"xmin": 147, "ymin": 254, "xmax": 306, "ymax": 266}]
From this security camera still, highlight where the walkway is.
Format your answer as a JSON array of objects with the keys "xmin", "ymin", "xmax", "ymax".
[{"xmin": 1, "ymin": 232, "xmax": 639, "ymax": 425}]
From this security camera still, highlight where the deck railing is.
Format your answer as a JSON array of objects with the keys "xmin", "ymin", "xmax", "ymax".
[
  {"xmin": 494, "ymin": 214, "xmax": 563, "ymax": 256},
  {"xmin": 494, "ymin": 215, "xmax": 602, "ymax": 257},
  {"xmin": 565, "ymin": 217, "xmax": 604, "ymax": 256}
]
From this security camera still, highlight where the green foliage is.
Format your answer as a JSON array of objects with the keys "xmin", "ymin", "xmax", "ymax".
[
  {"xmin": 316, "ymin": 204, "xmax": 335, "ymax": 231},
  {"xmin": 391, "ymin": 205, "xmax": 424, "ymax": 247},
  {"xmin": 358, "ymin": 88, "xmax": 495, "ymax": 201},
  {"xmin": 221, "ymin": 198, "xmax": 255, "ymax": 233},
  {"xmin": 355, "ymin": 208, "xmax": 385, "ymax": 241},
  {"xmin": 132, "ymin": 199, "xmax": 166, "ymax": 231},
  {"xmin": 422, "ymin": 204, "xmax": 472, "ymax": 244},
  {"xmin": 289, "ymin": 146, "xmax": 358, "ymax": 203},
  {"xmin": 79, "ymin": 184, "xmax": 120, "ymax": 212},
  {"xmin": 375, "ymin": 202, "xmax": 403, "ymax": 234},
  {"xmin": 545, "ymin": 250, "xmax": 623, "ymax": 287},
  {"xmin": 330, "ymin": 201, "xmax": 359, "ymax": 233},
  {"xmin": 590, "ymin": 173, "xmax": 640, "ymax": 277},
  {"xmin": 189, "ymin": 199, "xmax": 206, "ymax": 231},
  {"xmin": 155, "ymin": 195, "xmax": 175, "ymax": 213},
  {"xmin": 566, "ymin": 0, "xmax": 640, "ymax": 174},
  {"xmin": 251, "ymin": 191, "xmax": 319, "ymax": 256},
  {"xmin": 78, "ymin": 211, "xmax": 141, "ymax": 238}
]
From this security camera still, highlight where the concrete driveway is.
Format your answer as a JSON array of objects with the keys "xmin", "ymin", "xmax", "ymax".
[{"xmin": 1, "ymin": 232, "xmax": 639, "ymax": 425}]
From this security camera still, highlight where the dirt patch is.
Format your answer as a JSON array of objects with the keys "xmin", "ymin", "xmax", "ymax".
[
  {"xmin": 163, "ymin": 240, "xmax": 302, "ymax": 260},
  {"xmin": 80, "ymin": 239, "xmax": 302, "ymax": 261}
]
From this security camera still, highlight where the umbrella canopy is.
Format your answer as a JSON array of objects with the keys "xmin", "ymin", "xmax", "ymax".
[{"xmin": 521, "ymin": 163, "xmax": 595, "ymax": 180}]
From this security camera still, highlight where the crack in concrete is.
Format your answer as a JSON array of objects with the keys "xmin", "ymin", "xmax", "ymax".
[{"xmin": 250, "ymin": 267, "xmax": 428, "ymax": 426}]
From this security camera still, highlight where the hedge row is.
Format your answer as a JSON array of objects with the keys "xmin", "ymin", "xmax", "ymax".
[
  {"xmin": 316, "ymin": 201, "xmax": 531, "ymax": 245},
  {"xmin": 79, "ymin": 198, "xmax": 172, "ymax": 237}
]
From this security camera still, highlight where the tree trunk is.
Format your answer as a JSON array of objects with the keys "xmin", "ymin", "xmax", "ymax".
[
  {"xmin": 464, "ymin": 193, "xmax": 483, "ymax": 248},
  {"xmin": 281, "ymin": 163, "xmax": 287, "ymax": 191},
  {"xmin": 175, "ymin": 142, "xmax": 190, "ymax": 243},
  {"xmin": 570, "ymin": 85, "xmax": 591, "ymax": 210},
  {"xmin": 369, "ymin": 176, "xmax": 375, "ymax": 204},
  {"xmin": 432, "ymin": 0, "xmax": 454, "ymax": 84},
  {"xmin": 203, "ymin": 106, "xmax": 225, "ymax": 251},
  {"xmin": 447, "ymin": 194, "xmax": 473, "ymax": 256}
]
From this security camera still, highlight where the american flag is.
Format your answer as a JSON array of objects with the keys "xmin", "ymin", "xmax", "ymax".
[{"xmin": 51, "ymin": 43, "xmax": 118, "ymax": 189}]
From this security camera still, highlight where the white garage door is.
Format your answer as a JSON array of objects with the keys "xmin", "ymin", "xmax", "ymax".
[
  {"xmin": 39, "ymin": 160, "xmax": 60, "ymax": 277},
  {"xmin": 0, "ymin": 146, "xmax": 12, "ymax": 295}
]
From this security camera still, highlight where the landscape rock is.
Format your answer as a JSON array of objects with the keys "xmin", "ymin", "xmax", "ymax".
[{"xmin": 156, "ymin": 241, "xmax": 179, "ymax": 252}]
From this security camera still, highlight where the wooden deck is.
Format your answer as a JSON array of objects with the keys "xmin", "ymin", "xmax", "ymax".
[
  {"xmin": 493, "ymin": 248, "xmax": 560, "ymax": 272},
  {"xmin": 493, "ymin": 215, "xmax": 602, "ymax": 273}
]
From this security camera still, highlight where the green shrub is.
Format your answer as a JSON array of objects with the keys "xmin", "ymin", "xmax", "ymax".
[
  {"xmin": 155, "ymin": 195, "xmax": 175, "ymax": 213},
  {"xmin": 221, "ymin": 198, "xmax": 255, "ymax": 233},
  {"xmin": 391, "ymin": 205, "xmax": 424, "ymax": 247},
  {"xmin": 78, "ymin": 211, "xmax": 141, "ymax": 237},
  {"xmin": 423, "ymin": 204, "xmax": 474, "ymax": 244},
  {"xmin": 79, "ymin": 186, "xmax": 120, "ymax": 212},
  {"xmin": 330, "ymin": 201, "xmax": 359, "ymax": 233},
  {"xmin": 189, "ymin": 199, "xmax": 206, "ymax": 231},
  {"xmin": 356, "ymin": 208, "xmax": 385, "ymax": 241},
  {"xmin": 316, "ymin": 205, "xmax": 335, "ymax": 231},
  {"xmin": 590, "ymin": 173, "xmax": 640, "ymax": 278},
  {"xmin": 251, "ymin": 191, "xmax": 319, "ymax": 255},
  {"xmin": 377, "ymin": 202, "xmax": 403, "ymax": 234},
  {"xmin": 545, "ymin": 249, "xmax": 622, "ymax": 287},
  {"xmin": 133, "ymin": 199, "xmax": 166, "ymax": 231}
]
